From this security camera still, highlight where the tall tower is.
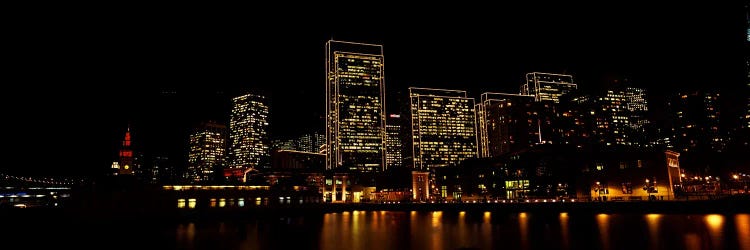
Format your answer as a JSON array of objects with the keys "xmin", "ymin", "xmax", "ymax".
[
  {"xmin": 409, "ymin": 87, "xmax": 477, "ymax": 170},
  {"xmin": 229, "ymin": 93, "xmax": 270, "ymax": 170},
  {"xmin": 187, "ymin": 122, "xmax": 227, "ymax": 183},
  {"xmin": 522, "ymin": 72, "xmax": 577, "ymax": 103},
  {"xmin": 385, "ymin": 114, "xmax": 404, "ymax": 170},
  {"xmin": 118, "ymin": 127, "xmax": 133, "ymax": 175},
  {"xmin": 325, "ymin": 40, "xmax": 386, "ymax": 173}
]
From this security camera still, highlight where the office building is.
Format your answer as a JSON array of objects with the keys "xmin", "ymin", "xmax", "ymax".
[
  {"xmin": 409, "ymin": 87, "xmax": 477, "ymax": 170},
  {"xmin": 386, "ymin": 114, "xmax": 404, "ymax": 169},
  {"xmin": 667, "ymin": 91, "xmax": 725, "ymax": 152},
  {"xmin": 325, "ymin": 40, "xmax": 386, "ymax": 172},
  {"xmin": 229, "ymin": 93, "xmax": 270, "ymax": 169},
  {"xmin": 522, "ymin": 72, "xmax": 577, "ymax": 103},
  {"xmin": 187, "ymin": 122, "xmax": 227, "ymax": 183}
]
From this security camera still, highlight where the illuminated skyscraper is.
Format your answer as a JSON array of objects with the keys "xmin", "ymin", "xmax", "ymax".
[
  {"xmin": 325, "ymin": 40, "xmax": 386, "ymax": 172},
  {"xmin": 297, "ymin": 132, "xmax": 326, "ymax": 153},
  {"xmin": 230, "ymin": 93, "xmax": 270, "ymax": 169},
  {"xmin": 386, "ymin": 114, "xmax": 404, "ymax": 169},
  {"xmin": 118, "ymin": 127, "xmax": 134, "ymax": 175},
  {"xmin": 409, "ymin": 88, "xmax": 477, "ymax": 170},
  {"xmin": 522, "ymin": 72, "xmax": 577, "ymax": 103},
  {"xmin": 187, "ymin": 122, "xmax": 227, "ymax": 183},
  {"xmin": 667, "ymin": 91, "xmax": 724, "ymax": 152}
]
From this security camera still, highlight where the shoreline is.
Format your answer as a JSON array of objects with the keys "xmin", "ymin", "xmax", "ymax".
[{"xmin": 2, "ymin": 199, "xmax": 748, "ymax": 223}]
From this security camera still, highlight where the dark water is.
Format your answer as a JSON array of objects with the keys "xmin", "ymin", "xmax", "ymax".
[{"xmin": 8, "ymin": 212, "xmax": 750, "ymax": 250}]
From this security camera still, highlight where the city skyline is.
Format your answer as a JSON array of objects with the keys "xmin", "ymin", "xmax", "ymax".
[{"xmin": 3, "ymin": 2, "xmax": 748, "ymax": 176}]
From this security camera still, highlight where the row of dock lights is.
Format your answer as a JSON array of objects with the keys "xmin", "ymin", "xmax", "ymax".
[{"xmin": 382, "ymin": 199, "xmax": 575, "ymax": 204}]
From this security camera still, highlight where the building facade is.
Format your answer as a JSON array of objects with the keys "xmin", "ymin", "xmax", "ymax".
[
  {"xmin": 325, "ymin": 40, "xmax": 386, "ymax": 173},
  {"xmin": 409, "ymin": 87, "xmax": 478, "ymax": 170},
  {"xmin": 386, "ymin": 114, "xmax": 404, "ymax": 170},
  {"xmin": 522, "ymin": 72, "xmax": 577, "ymax": 103},
  {"xmin": 188, "ymin": 122, "xmax": 227, "ymax": 183},
  {"xmin": 229, "ymin": 93, "xmax": 270, "ymax": 169},
  {"xmin": 667, "ymin": 91, "xmax": 725, "ymax": 153}
]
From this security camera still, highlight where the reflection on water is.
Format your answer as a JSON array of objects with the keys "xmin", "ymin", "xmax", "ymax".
[
  {"xmin": 646, "ymin": 214, "xmax": 661, "ymax": 250},
  {"xmin": 705, "ymin": 214, "xmax": 724, "ymax": 250},
  {"xmin": 596, "ymin": 214, "xmax": 610, "ymax": 250},
  {"xmin": 166, "ymin": 213, "xmax": 749, "ymax": 250},
  {"xmin": 737, "ymin": 214, "xmax": 750, "ymax": 250},
  {"xmin": 559, "ymin": 212, "xmax": 569, "ymax": 250}
]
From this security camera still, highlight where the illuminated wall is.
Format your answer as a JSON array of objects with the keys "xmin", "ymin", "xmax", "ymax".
[
  {"xmin": 230, "ymin": 93, "xmax": 270, "ymax": 169},
  {"xmin": 325, "ymin": 40, "xmax": 386, "ymax": 172},
  {"xmin": 522, "ymin": 72, "xmax": 577, "ymax": 103},
  {"xmin": 188, "ymin": 122, "xmax": 227, "ymax": 183},
  {"xmin": 409, "ymin": 88, "xmax": 477, "ymax": 170}
]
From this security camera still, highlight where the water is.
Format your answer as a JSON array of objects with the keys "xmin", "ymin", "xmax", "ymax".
[{"xmin": 6, "ymin": 212, "xmax": 750, "ymax": 250}]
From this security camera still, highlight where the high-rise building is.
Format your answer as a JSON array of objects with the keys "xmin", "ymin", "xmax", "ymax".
[
  {"xmin": 592, "ymin": 87, "xmax": 649, "ymax": 147},
  {"xmin": 386, "ymin": 114, "xmax": 404, "ymax": 169},
  {"xmin": 230, "ymin": 93, "xmax": 270, "ymax": 169},
  {"xmin": 667, "ymin": 91, "xmax": 725, "ymax": 153},
  {"xmin": 187, "ymin": 122, "xmax": 227, "ymax": 183},
  {"xmin": 297, "ymin": 132, "xmax": 326, "ymax": 153},
  {"xmin": 522, "ymin": 72, "xmax": 577, "ymax": 103},
  {"xmin": 409, "ymin": 87, "xmax": 477, "ymax": 170},
  {"xmin": 325, "ymin": 40, "xmax": 386, "ymax": 172},
  {"xmin": 476, "ymin": 92, "xmax": 536, "ymax": 157},
  {"xmin": 118, "ymin": 127, "xmax": 134, "ymax": 175}
]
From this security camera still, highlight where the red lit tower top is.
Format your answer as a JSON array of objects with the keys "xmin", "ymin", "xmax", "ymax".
[{"xmin": 118, "ymin": 126, "xmax": 134, "ymax": 175}]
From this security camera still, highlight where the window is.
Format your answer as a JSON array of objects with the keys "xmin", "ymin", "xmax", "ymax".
[
  {"xmin": 596, "ymin": 162, "xmax": 604, "ymax": 171},
  {"xmin": 441, "ymin": 186, "xmax": 447, "ymax": 198},
  {"xmin": 621, "ymin": 182, "xmax": 633, "ymax": 194}
]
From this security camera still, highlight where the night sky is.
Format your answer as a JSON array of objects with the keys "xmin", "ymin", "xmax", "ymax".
[{"xmin": 3, "ymin": 2, "xmax": 746, "ymax": 176}]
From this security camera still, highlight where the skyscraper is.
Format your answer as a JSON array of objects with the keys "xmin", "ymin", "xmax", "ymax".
[
  {"xmin": 522, "ymin": 72, "xmax": 577, "ymax": 103},
  {"xmin": 230, "ymin": 93, "xmax": 270, "ymax": 170},
  {"xmin": 476, "ymin": 92, "xmax": 536, "ymax": 157},
  {"xmin": 409, "ymin": 87, "xmax": 477, "ymax": 170},
  {"xmin": 297, "ymin": 132, "xmax": 326, "ymax": 153},
  {"xmin": 593, "ymin": 87, "xmax": 648, "ymax": 147},
  {"xmin": 667, "ymin": 91, "xmax": 724, "ymax": 153},
  {"xmin": 187, "ymin": 122, "xmax": 227, "ymax": 183},
  {"xmin": 386, "ymin": 114, "xmax": 404, "ymax": 170},
  {"xmin": 118, "ymin": 127, "xmax": 134, "ymax": 175},
  {"xmin": 325, "ymin": 40, "xmax": 386, "ymax": 172}
]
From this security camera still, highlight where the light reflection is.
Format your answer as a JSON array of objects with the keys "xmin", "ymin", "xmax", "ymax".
[
  {"xmin": 560, "ymin": 213, "xmax": 569, "ymax": 250},
  {"xmin": 432, "ymin": 211, "xmax": 442, "ymax": 228},
  {"xmin": 736, "ymin": 214, "xmax": 750, "ymax": 250},
  {"xmin": 705, "ymin": 214, "xmax": 724, "ymax": 250},
  {"xmin": 519, "ymin": 212, "xmax": 529, "ymax": 250},
  {"xmin": 483, "ymin": 211, "xmax": 491, "ymax": 224},
  {"xmin": 597, "ymin": 214, "xmax": 610, "ymax": 250},
  {"xmin": 684, "ymin": 233, "xmax": 701, "ymax": 250},
  {"xmin": 646, "ymin": 214, "xmax": 661, "ymax": 250}
]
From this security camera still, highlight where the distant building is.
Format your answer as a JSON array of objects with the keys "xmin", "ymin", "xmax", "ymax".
[
  {"xmin": 325, "ymin": 40, "xmax": 386, "ymax": 173},
  {"xmin": 118, "ymin": 127, "xmax": 134, "ymax": 175},
  {"xmin": 593, "ymin": 87, "xmax": 650, "ymax": 147},
  {"xmin": 522, "ymin": 72, "xmax": 577, "ymax": 103},
  {"xmin": 386, "ymin": 114, "xmax": 404, "ymax": 170},
  {"xmin": 187, "ymin": 122, "xmax": 227, "ymax": 183},
  {"xmin": 667, "ymin": 91, "xmax": 725, "ymax": 153},
  {"xmin": 271, "ymin": 138, "xmax": 296, "ymax": 151},
  {"xmin": 229, "ymin": 93, "xmax": 270, "ymax": 169},
  {"xmin": 408, "ymin": 87, "xmax": 478, "ymax": 170},
  {"xmin": 297, "ymin": 132, "xmax": 326, "ymax": 153}
]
